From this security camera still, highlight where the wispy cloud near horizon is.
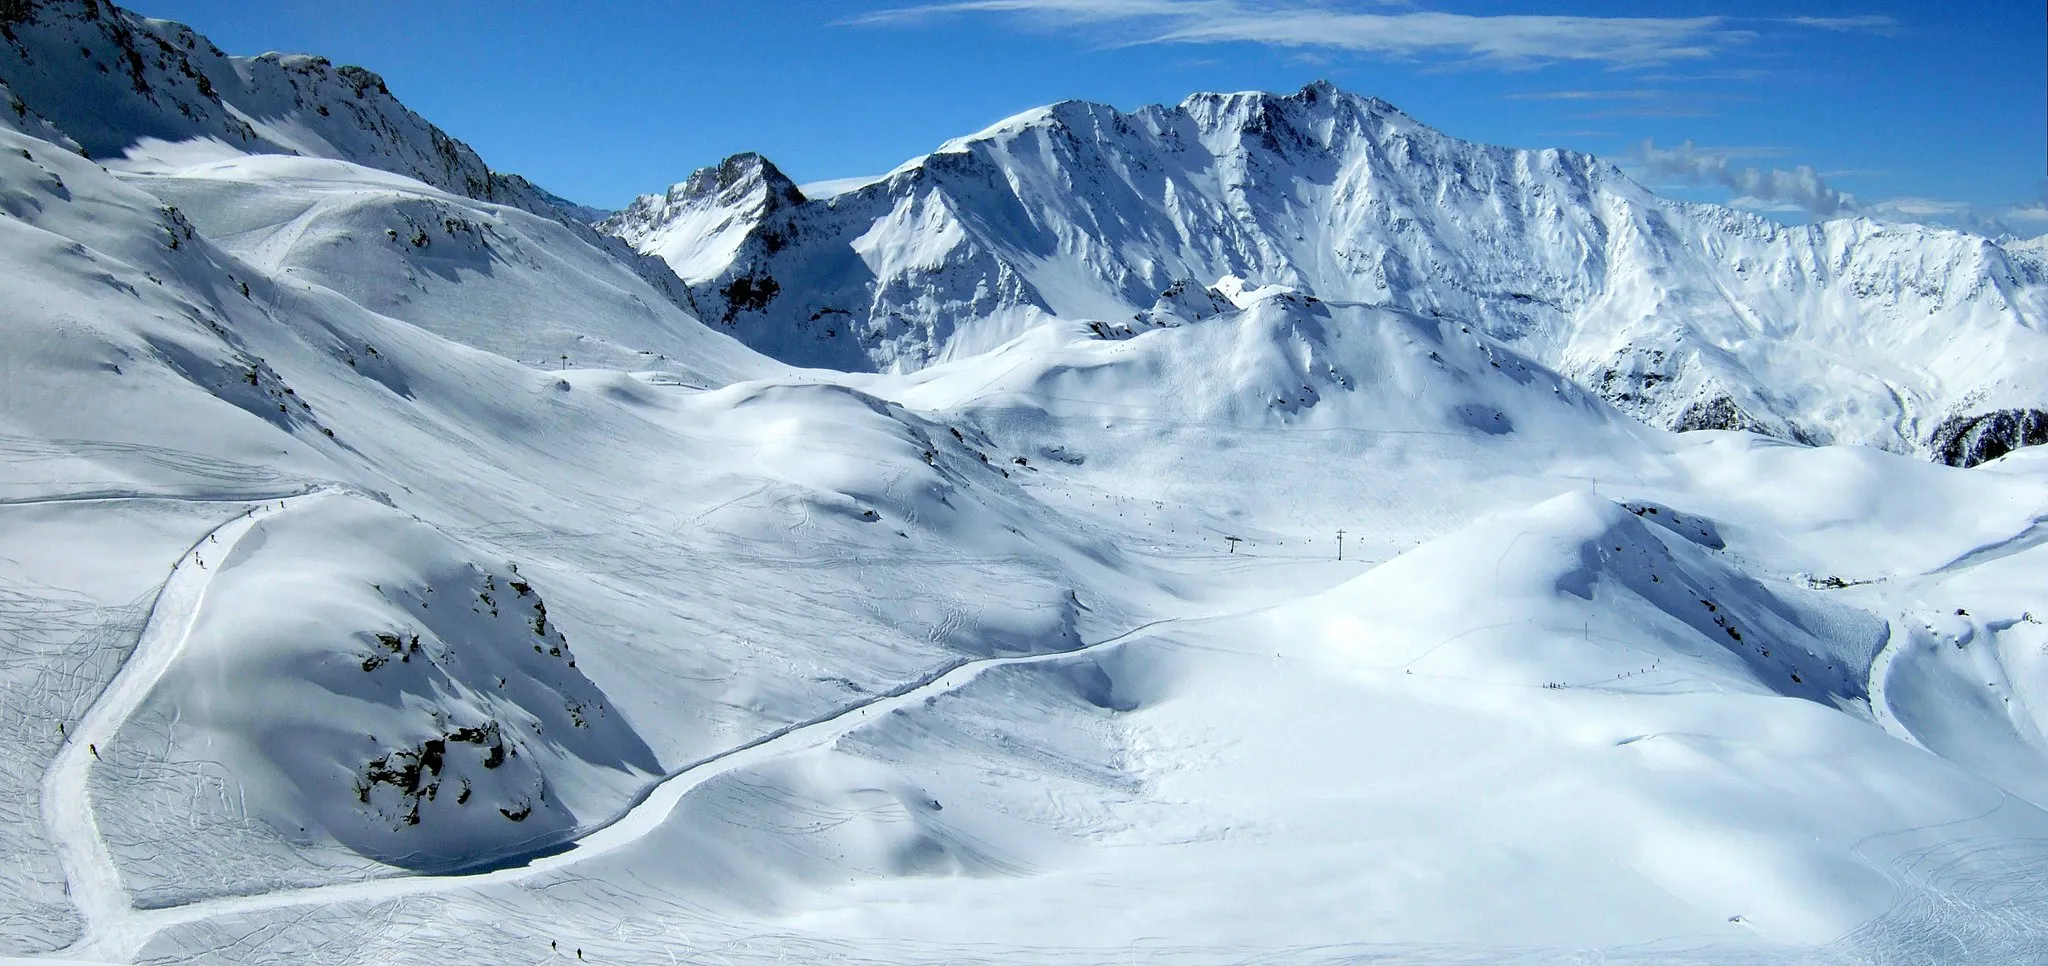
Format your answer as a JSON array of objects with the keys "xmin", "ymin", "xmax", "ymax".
[
  {"xmin": 1636, "ymin": 139, "xmax": 1855, "ymax": 217},
  {"xmin": 842, "ymin": 1, "xmax": 1749, "ymax": 68},
  {"xmin": 845, "ymin": 3, "xmax": 1904, "ymax": 68},
  {"xmin": 1780, "ymin": 15, "xmax": 1899, "ymax": 34},
  {"xmin": 1503, "ymin": 90, "xmax": 1663, "ymax": 101}
]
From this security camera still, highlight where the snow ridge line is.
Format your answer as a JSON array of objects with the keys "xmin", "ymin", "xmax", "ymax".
[
  {"xmin": 39, "ymin": 485, "xmax": 363, "ymax": 963},
  {"xmin": 0, "ymin": 485, "xmax": 370, "ymax": 508}
]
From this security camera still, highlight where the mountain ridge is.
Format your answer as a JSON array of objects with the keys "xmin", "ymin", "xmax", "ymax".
[
  {"xmin": 602, "ymin": 81, "xmax": 2048, "ymax": 463},
  {"xmin": 0, "ymin": 0, "xmax": 696, "ymax": 315},
  {"xmin": 12, "ymin": 4, "xmax": 2048, "ymax": 963}
]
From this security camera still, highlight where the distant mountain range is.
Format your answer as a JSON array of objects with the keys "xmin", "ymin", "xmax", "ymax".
[{"xmin": 598, "ymin": 82, "xmax": 2048, "ymax": 465}]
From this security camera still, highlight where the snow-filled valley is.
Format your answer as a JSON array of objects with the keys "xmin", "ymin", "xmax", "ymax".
[{"xmin": 6, "ymin": 2, "xmax": 2048, "ymax": 964}]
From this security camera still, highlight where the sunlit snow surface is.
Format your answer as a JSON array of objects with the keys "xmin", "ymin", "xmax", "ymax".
[
  {"xmin": 6, "ymin": 11, "xmax": 2048, "ymax": 965},
  {"xmin": 605, "ymin": 85, "xmax": 2048, "ymax": 460}
]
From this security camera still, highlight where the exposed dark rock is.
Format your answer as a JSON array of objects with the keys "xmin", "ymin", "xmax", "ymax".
[
  {"xmin": 1673, "ymin": 395, "xmax": 1771, "ymax": 435},
  {"xmin": 719, "ymin": 274, "xmax": 780, "ymax": 317},
  {"xmin": 1929, "ymin": 409, "xmax": 2048, "ymax": 467}
]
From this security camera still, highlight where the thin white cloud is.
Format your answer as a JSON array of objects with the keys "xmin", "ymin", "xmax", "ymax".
[
  {"xmin": 1504, "ymin": 90, "xmax": 1662, "ymax": 101},
  {"xmin": 1781, "ymin": 15, "xmax": 1898, "ymax": 34},
  {"xmin": 1871, "ymin": 197, "xmax": 1972, "ymax": 218},
  {"xmin": 1637, "ymin": 139, "xmax": 1854, "ymax": 217},
  {"xmin": 1637, "ymin": 67, "xmax": 1776, "ymax": 83},
  {"xmin": 844, "ymin": 1, "xmax": 1746, "ymax": 68},
  {"xmin": 1868, "ymin": 196, "xmax": 2048, "ymax": 238},
  {"xmin": 1572, "ymin": 105, "xmax": 1715, "ymax": 119},
  {"xmin": 1643, "ymin": 149, "xmax": 2040, "ymax": 236}
]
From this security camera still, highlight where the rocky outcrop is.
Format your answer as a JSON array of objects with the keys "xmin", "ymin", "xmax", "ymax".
[{"xmin": 1930, "ymin": 409, "xmax": 2048, "ymax": 467}]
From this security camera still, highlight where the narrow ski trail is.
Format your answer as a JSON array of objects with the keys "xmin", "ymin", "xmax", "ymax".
[
  {"xmin": 1866, "ymin": 619, "xmax": 1926, "ymax": 751},
  {"xmin": 44, "ymin": 500, "xmax": 1197, "ymax": 964},
  {"xmin": 41, "ymin": 488, "xmax": 349, "ymax": 963},
  {"xmin": 121, "ymin": 618, "xmax": 1183, "ymax": 934}
]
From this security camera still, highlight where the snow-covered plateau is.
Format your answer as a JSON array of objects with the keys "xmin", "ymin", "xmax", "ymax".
[{"xmin": 5, "ymin": 1, "xmax": 2048, "ymax": 963}]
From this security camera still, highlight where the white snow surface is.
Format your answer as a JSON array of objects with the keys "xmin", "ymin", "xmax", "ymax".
[
  {"xmin": 603, "ymin": 82, "xmax": 2048, "ymax": 461},
  {"xmin": 8, "ymin": 5, "xmax": 2048, "ymax": 965}
]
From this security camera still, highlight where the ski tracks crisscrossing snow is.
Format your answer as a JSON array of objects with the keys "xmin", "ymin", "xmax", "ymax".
[{"xmin": 40, "ymin": 482, "xmax": 1197, "ymax": 962}]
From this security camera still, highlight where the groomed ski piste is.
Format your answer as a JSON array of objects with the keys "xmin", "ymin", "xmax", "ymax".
[{"xmin": 8, "ymin": 2, "xmax": 2048, "ymax": 964}]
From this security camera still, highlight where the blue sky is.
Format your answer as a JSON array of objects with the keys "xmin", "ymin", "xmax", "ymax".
[{"xmin": 141, "ymin": 1, "xmax": 2044, "ymax": 232}]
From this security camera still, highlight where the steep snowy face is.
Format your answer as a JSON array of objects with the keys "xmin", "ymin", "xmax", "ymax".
[
  {"xmin": 605, "ymin": 147, "xmax": 1054, "ymax": 372},
  {"xmin": 608, "ymin": 81, "xmax": 2048, "ymax": 459},
  {"xmin": 600, "ymin": 152, "xmax": 806, "ymax": 285},
  {"xmin": 0, "ymin": 0, "xmax": 571, "ymax": 223},
  {"xmin": 121, "ymin": 154, "xmax": 754, "ymax": 375},
  {"xmin": 0, "ymin": 0, "xmax": 714, "ymax": 329}
]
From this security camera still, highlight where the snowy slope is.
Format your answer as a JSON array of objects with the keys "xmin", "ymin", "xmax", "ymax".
[
  {"xmin": 12, "ymin": 4, "xmax": 2048, "ymax": 965},
  {"xmin": 117, "ymin": 154, "xmax": 750, "ymax": 374},
  {"xmin": 0, "ymin": 0, "xmax": 698, "ymax": 317},
  {"xmin": 0, "ymin": 81, "xmax": 1155, "ymax": 956},
  {"xmin": 606, "ymin": 82, "xmax": 2048, "ymax": 462},
  {"xmin": 0, "ymin": 0, "xmax": 548, "ymax": 215}
]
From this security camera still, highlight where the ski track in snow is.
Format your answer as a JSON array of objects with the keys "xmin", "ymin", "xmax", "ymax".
[
  {"xmin": 1931, "ymin": 514, "xmax": 2048, "ymax": 575},
  {"xmin": 0, "ymin": 487, "xmax": 350, "ymax": 509},
  {"xmin": 40, "ymin": 486, "xmax": 1200, "ymax": 962},
  {"xmin": 1866, "ymin": 619, "xmax": 1927, "ymax": 751},
  {"xmin": 39, "ymin": 487, "xmax": 358, "ymax": 963}
]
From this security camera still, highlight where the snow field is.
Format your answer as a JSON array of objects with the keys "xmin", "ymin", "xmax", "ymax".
[{"xmin": 8, "ymin": 11, "xmax": 2048, "ymax": 961}]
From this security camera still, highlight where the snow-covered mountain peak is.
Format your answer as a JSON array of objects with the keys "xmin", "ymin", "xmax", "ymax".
[
  {"xmin": 680, "ymin": 151, "xmax": 806, "ymax": 213},
  {"xmin": 938, "ymin": 81, "xmax": 1423, "ymax": 171},
  {"xmin": 598, "ymin": 151, "xmax": 805, "ymax": 255},
  {"xmin": 0, "ymin": 0, "xmax": 579, "ymax": 224},
  {"xmin": 595, "ymin": 152, "xmax": 813, "ymax": 313},
  {"xmin": 603, "ymin": 80, "xmax": 2048, "ymax": 461}
]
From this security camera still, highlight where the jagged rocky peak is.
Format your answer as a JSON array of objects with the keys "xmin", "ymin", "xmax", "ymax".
[
  {"xmin": 1176, "ymin": 79, "xmax": 1398, "ymax": 129},
  {"xmin": 0, "ymin": 0, "xmax": 246, "ymax": 155},
  {"xmin": 692, "ymin": 151, "xmax": 805, "ymax": 211},
  {"xmin": 599, "ymin": 151, "xmax": 805, "ymax": 250}
]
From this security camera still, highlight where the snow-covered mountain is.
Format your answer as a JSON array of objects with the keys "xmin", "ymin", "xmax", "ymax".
[
  {"xmin": 603, "ymin": 82, "xmax": 2048, "ymax": 464},
  {"xmin": 0, "ymin": 1, "xmax": 551, "ymax": 211},
  {"xmin": 0, "ymin": 0, "xmax": 689, "ymax": 317},
  {"xmin": 13, "ymin": 2, "xmax": 2048, "ymax": 964}
]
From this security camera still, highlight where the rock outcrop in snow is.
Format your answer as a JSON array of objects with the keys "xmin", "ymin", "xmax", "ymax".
[
  {"xmin": 605, "ymin": 81, "xmax": 2048, "ymax": 460},
  {"xmin": 100, "ymin": 498, "xmax": 662, "ymax": 899}
]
